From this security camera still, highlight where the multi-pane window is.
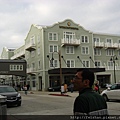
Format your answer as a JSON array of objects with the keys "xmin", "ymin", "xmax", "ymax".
[
  {"xmin": 95, "ymin": 61, "xmax": 101, "ymax": 67},
  {"xmin": 38, "ymin": 61, "xmax": 40, "ymax": 69},
  {"xmin": 10, "ymin": 65, "xmax": 23, "ymax": 71},
  {"xmin": 94, "ymin": 48, "xmax": 101, "ymax": 56},
  {"xmin": 94, "ymin": 38, "xmax": 100, "ymax": 42},
  {"xmin": 108, "ymin": 61, "xmax": 113, "ymax": 70},
  {"xmin": 31, "ymin": 36, "xmax": 35, "ymax": 45},
  {"xmin": 106, "ymin": 39, "xmax": 112, "ymax": 43},
  {"xmin": 37, "ymin": 35, "xmax": 40, "ymax": 43},
  {"xmin": 66, "ymin": 46, "xmax": 74, "ymax": 54},
  {"xmin": 31, "ymin": 51, "xmax": 35, "ymax": 57},
  {"xmin": 82, "ymin": 60, "xmax": 89, "ymax": 68},
  {"xmin": 64, "ymin": 32, "xmax": 75, "ymax": 42},
  {"xmin": 81, "ymin": 47, "xmax": 89, "ymax": 54},
  {"xmin": 118, "ymin": 40, "xmax": 120, "ymax": 43},
  {"xmin": 49, "ymin": 33, "xmax": 52, "ymax": 40},
  {"xmin": 49, "ymin": 45, "xmax": 58, "ymax": 53},
  {"xmin": 26, "ymin": 52, "xmax": 29, "ymax": 59},
  {"xmin": 31, "ymin": 63, "xmax": 35, "ymax": 70},
  {"xmin": 81, "ymin": 36, "xmax": 89, "ymax": 43},
  {"xmin": 106, "ymin": 49, "xmax": 114, "ymax": 56},
  {"xmin": 66, "ymin": 60, "xmax": 75, "ymax": 68},
  {"xmin": 48, "ymin": 33, "xmax": 58, "ymax": 41},
  {"xmin": 38, "ymin": 47, "xmax": 40, "ymax": 55},
  {"xmin": 108, "ymin": 61, "xmax": 113, "ymax": 66},
  {"xmin": 118, "ymin": 50, "xmax": 120, "ymax": 56},
  {"xmin": 50, "ymin": 59, "xmax": 58, "ymax": 68}
]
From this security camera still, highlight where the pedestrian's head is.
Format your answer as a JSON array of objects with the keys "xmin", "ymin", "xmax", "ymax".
[{"xmin": 73, "ymin": 68, "xmax": 95, "ymax": 91}]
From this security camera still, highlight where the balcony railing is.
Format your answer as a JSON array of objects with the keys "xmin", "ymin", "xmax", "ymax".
[
  {"xmin": 94, "ymin": 42, "xmax": 104, "ymax": 48},
  {"xmin": 11, "ymin": 45, "xmax": 25, "ymax": 60},
  {"xmin": 117, "ymin": 44, "xmax": 120, "ymax": 49},
  {"xmin": 105, "ymin": 66, "xmax": 120, "ymax": 70},
  {"xmin": 94, "ymin": 66, "xmax": 120, "ymax": 70},
  {"xmin": 25, "ymin": 42, "xmax": 36, "ymax": 51},
  {"xmin": 11, "ymin": 50, "xmax": 25, "ymax": 60},
  {"xmin": 27, "ymin": 68, "xmax": 37, "ymax": 74},
  {"xmin": 61, "ymin": 38, "xmax": 80, "ymax": 46},
  {"xmin": 104, "ymin": 43, "xmax": 118, "ymax": 49}
]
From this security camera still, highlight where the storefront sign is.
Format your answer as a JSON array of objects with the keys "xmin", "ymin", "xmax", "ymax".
[
  {"xmin": 59, "ymin": 26, "xmax": 79, "ymax": 30},
  {"xmin": 0, "ymin": 71, "xmax": 8, "ymax": 74}
]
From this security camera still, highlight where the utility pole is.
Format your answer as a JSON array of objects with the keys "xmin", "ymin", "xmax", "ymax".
[
  {"xmin": 110, "ymin": 55, "xmax": 118, "ymax": 83},
  {"xmin": 59, "ymin": 50, "xmax": 62, "ymax": 86}
]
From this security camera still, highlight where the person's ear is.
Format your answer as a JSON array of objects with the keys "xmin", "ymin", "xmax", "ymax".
[{"xmin": 83, "ymin": 79, "xmax": 90, "ymax": 86}]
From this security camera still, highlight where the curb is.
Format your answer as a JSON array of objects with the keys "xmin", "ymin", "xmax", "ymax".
[{"xmin": 49, "ymin": 93, "xmax": 71, "ymax": 97}]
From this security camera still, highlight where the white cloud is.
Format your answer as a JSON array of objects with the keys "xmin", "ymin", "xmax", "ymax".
[{"xmin": 0, "ymin": 0, "xmax": 120, "ymax": 54}]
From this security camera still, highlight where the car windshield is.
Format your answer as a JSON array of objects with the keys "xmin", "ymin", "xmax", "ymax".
[
  {"xmin": 110, "ymin": 84, "xmax": 117, "ymax": 90},
  {"xmin": 0, "ymin": 86, "xmax": 16, "ymax": 93}
]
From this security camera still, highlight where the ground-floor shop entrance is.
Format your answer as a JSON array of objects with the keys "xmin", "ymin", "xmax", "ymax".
[
  {"xmin": 48, "ymin": 68, "xmax": 105, "ymax": 88},
  {"xmin": 96, "ymin": 74, "xmax": 111, "ymax": 88}
]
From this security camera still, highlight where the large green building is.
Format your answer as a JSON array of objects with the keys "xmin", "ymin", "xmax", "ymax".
[{"xmin": 1, "ymin": 19, "xmax": 120, "ymax": 91}]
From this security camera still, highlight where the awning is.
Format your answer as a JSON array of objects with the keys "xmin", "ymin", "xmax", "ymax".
[{"xmin": 48, "ymin": 68, "xmax": 105, "ymax": 74}]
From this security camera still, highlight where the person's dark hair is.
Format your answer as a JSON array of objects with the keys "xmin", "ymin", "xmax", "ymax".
[{"xmin": 77, "ymin": 68, "xmax": 95, "ymax": 87}]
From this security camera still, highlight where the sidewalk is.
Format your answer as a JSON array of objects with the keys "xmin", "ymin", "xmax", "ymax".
[{"xmin": 19, "ymin": 90, "xmax": 79, "ymax": 97}]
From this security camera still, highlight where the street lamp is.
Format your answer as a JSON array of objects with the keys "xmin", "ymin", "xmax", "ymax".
[
  {"xmin": 77, "ymin": 56, "xmax": 86, "ymax": 68},
  {"xmin": 89, "ymin": 56, "xmax": 98, "ymax": 68},
  {"xmin": 47, "ymin": 50, "xmax": 62, "ymax": 86},
  {"xmin": 110, "ymin": 55, "xmax": 118, "ymax": 83}
]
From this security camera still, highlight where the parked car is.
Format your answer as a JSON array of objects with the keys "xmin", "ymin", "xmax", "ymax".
[
  {"xmin": 0, "ymin": 85, "xmax": 22, "ymax": 107},
  {"xmin": 101, "ymin": 83, "xmax": 120, "ymax": 101},
  {"xmin": 48, "ymin": 85, "xmax": 72, "ymax": 92},
  {"xmin": 48, "ymin": 86, "xmax": 61, "ymax": 92},
  {"xmin": 102, "ymin": 83, "xmax": 112, "ymax": 88}
]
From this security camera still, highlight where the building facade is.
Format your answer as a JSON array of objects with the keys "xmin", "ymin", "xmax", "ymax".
[{"xmin": 1, "ymin": 19, "xmax": 120, "ymax": 91}]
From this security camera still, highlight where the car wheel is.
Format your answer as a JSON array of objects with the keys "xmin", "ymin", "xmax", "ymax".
[{"xmin": 103, "ymin": 94, "xmax": 109, "ymax": 102}]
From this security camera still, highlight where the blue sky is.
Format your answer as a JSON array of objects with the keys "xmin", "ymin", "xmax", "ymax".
[{"xmin": 0, "ymin": 0, "xmax": 120, "ymax": 54}]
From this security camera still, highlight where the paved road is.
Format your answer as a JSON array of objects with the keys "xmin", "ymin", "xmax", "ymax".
[{"xmin": 7, "ymin": 91, "xmax": 120, "ymax": 115}]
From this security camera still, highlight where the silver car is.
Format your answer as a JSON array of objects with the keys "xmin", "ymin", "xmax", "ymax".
[{"xmin": 101, "ymin": 83, "xmax": 120, "ymax": 101}]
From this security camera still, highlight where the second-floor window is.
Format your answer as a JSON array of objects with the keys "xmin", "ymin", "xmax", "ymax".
[
  {"xmin": 82, "ymin": 60, "xmax": 89, "ymax": 68},
  {"xmin": 48, "ymin": 33, "xmax": 58, "ymax": 41},
  {"xmin": 95, "ymin": 61, "xmax": 101, "ymax": 67},
  {"xmin": 106, "ymin": 49, "xmax": 114, "ymax": 56},
  {"xmin": 118, "ymin": 50, "xmax": 120, "ymax": 56},
  {"xmin": 26, "ymin": 52, "xmax": 29, "ymax": 59},
  {"xmin": 81, "ymin": 46, "xmax": 89, "ymax": 54},
  {"xmin": 81, "ymin": 36, "xmax": 89, "ymax": 43},
  {"xmin": 66, "ymin": 46, "xmax": 74, "ymax": 54},
  {"xmin": 108, "ymin": 61, "xmax": 113, "ymax": 66},
  {"xmin": 50, "ymin": 59, "xmax": 58, "ymax": 68},
  {"xmin": 108, "ymin": 61, "xmax": 113, "ymax": 69},
  {"xmin": 49, "ymin": 45, "xmax": 58, "ymax": 53},
  {"xmin": 31, "ymin": 51, "xmax": 35, "ymax": 57},
  {"xmin": 31, "ymin": 62, "xmax": 35, "ymax": 70},
  {"xmin": 66, "ymin": 60, "xmax": 75, "ymax": 68},
  {"xmin": 94, "ymin": 48, "xmax": 101, "ymax": 56}
]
